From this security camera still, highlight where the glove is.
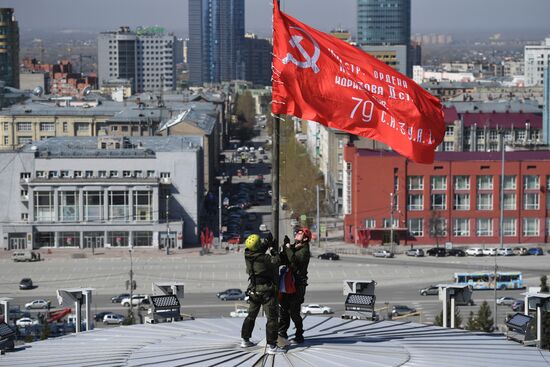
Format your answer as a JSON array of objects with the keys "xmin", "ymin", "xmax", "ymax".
[
  {"xmin": 283, "ymin": 235, "xmax": 291, "ymax": 246},
  {"xmin": 265, "ymin": 231, "xmax": 274, "ymax": 244}
]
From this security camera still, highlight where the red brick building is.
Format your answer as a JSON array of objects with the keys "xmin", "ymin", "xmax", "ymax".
[{"xmin": 343, "ymin": 145, "xmax": 550, "ymax": 247}]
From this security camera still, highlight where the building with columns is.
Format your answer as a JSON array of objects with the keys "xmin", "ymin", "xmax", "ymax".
[{"xmin": 0, "ymin": 135, "xmax": 203, "ymax": 250}]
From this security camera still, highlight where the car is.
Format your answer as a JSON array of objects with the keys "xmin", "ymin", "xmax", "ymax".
[
  {"xmin": 372, "ymin": 250, "xmax": 394, "ymax": 258},
  {"xmin": 496, "ymin": 296, "xmax": 516, "ymax": 306},
  {"xmin": 391, "ymin": 305, "xmax": 417, "ymax": 316},
  {"xmin": 511, "ymin": 300, "xmax": 524, "ymax": 312},
  {"xmin": 497, "ymin": 248, "xmax": 514, "ymax": 256},
  {"xmin": 228, "ymin": 236, "xmax": 242, "ymax": 245},
  {"xmin": 111, "ymin": 293, "xmax": 130, "ymax": 303},
  {"xmin": 318, "ymin": 252, "xmax": 340, "ymax": 260},
  {"xmin": 513, "ymin": 247, "xmax": 529, "ymax": 256},
  {"xmin": 219, "ymin": 290, "xmax": 246, "ymax": 301},
  {"xmin": 426, "ymin": 247, "xmax": 446, "ymax": 257},
  {"xmin": 19, "ymin": 278, "xmax": 34, "ymax": 290},
  {"xmin": 120, "ymin": 295, "xmax": 150, "ymax": 307},
  {"xmin": 482, "ymin": 248, "xmax": 497, "ymax": 256},
  {"xmin": 465, "ymin": 248, "xmax": 483, "ymax": 256},
  {"xmin": 94, "ymin": 311, "xmax": 113, "ymax": 322},
  {"xmin": 217, "ymin": 288, "xmax": 242, "ymax": 298},
  {"xmin": 528, "ymin": 247, "xmax": 544, "ymax": 256},
  {"xmin": 24, "ymin": 299, "xmax": 50, "ymax": 310},
  {"xmin": 447, "ymin": 249, "xmax": 466, "ymax": 257},
  {"xmin": 230, "ymin": 309, "xmax": 249, "ymax": 318},
  {"xmin": 15, "ymin": 317, "xmax": 39, "ymax": 327},
  {"xmin": 103, "ymin": 313, "xmax": 125, "ymax": 325},
  {"xmin": 419, "ymin": 285, "xmax": 439, "ymax": 296},
  {"xmin": 12, "ymin": 251, "xmax": 40, "ymax": 262},
  {"xmin": 301, "ymin": 304, "xmax": 333, "ymax": 315},
  {"xmin": 405, "ymin": 249, "xmax": 424, "ymax": 257}
]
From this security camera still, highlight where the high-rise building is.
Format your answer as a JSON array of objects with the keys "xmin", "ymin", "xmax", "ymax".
[
  {"xmin": 0, "ymin": 8, "xmax": 19, "ymax": 88},
  {"xmin": 98, "ymin": 26, "xmax": 176, "ymax": 93},
  {"xmin": 243, "ymin": 33, "xmax": 271, "ymax": 86},
  {"xmin": 525, "ymin": 38, "xmax": 550, "ymax": 87},
  {"xmin": 357, "ymin": 0, "xmax": 410, "ymax": 46},
  {"xmin": 188, "ymin": 0, "xmax": 245, "ymax": 86},
  {"xmin": 357, "ymin": 0, "xmax": 412, "ymax": 76}
]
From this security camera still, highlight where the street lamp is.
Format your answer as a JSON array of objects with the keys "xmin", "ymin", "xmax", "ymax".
[
  {"xmin": 494, "ymin": 130, "xmax": 507, "ymax": 330},
  {"xmin": 165, "ymin": 194, "xmax": 170, "ymax": 256},
  {"xmin": 129, "ymin": 248, "xmax": 134, "ymax": 323}
]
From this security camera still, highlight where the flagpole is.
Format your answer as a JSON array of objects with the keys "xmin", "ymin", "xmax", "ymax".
[{"xmin": 272, "ymin": 0, "xmax": 281, "ymax": 246}]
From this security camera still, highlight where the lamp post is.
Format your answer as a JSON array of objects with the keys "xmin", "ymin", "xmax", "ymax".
[
  {"xmin": 316, "ymin": 184, "xmax": 320, "ymax": 248},
  {"xmin": 129, "ymin": 248, "xmax": 134, "ymax": 323},
  {"xmin": 165, "ymin": 194, "xmax": 170, "ymax": 256},
  {"xmin": 494, "ymin": 131, "xmax": 506, "ymax": 330},
  {"xmin": 218, "ymin": 184, "xmax": 222, "ymax": 250}
]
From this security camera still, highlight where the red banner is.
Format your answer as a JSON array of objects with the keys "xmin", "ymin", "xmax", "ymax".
[{"xmin": 272, "ymin": 2, "xmax": 444, "ymax": 163}]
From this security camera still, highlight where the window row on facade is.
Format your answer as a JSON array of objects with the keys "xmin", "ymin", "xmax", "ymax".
[
  {"xmin": 369, "ymin": 217, "xmax": 545, "ymax": 237},
  {"xmin": 26, "ymin": 230, "xmax": 154, "ymax": 248},
  {"xmin": 406, "ymin": 192, "xmax": 542, "ymax": 211},
  {"xmin": 33, "ymin": 190, "xmax": 153, "ymax": 223},
  {"xmin": 406, "ymin": 174, "xmax": 543, "ymax": 191},
  {"xmin": 21, "ymin": 170, "xmax": 170, "ymax": 180}
]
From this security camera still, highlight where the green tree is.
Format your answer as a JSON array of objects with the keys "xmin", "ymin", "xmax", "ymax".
[
  {"xmin": 466, "ymin": 311, "xmax": 477, "ymax": 331},
  {"xmin": 40, "ymin": 318, "xmax": 50, "ymax": 340},
  {"xmin": 124, "ymin": 308, "xmax": 135, "ymax": 325},
  {"xmin": 235, "ymin": 91, "xmax": 256, "ymax": 124},
  {"xmin": 540, "ymin": 275, "xmax": 549, "ymax": 293},
  {"xmin": 475, "ymin": 301, "xmax": 494, "ymax": 332},
  {"xmin": 428, "ymin": 211, "xmax": 446, "ymax": 248},
  {"xmin": 434, "ymin": 304, "xmax": 462, "ymax": 328}
]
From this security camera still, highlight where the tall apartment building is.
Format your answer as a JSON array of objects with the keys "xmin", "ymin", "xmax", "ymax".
[
  {"xmin": 525, "ymin": 38, "xmax": 550, "ymax": 86},
  {"xmin": 188, "ymin": 0, "xmax": 245, "ymax": 86},
  {"xmin": 243, "ymin": 34, "xmax": 271, "ymax": 86},
  {"xmin": 98, "ymin": 26, "xmax": 176, "ymax": 93},
  {"xmin": 357, "ymin": 0, "xmax": 413, "ymax": 76},
  {"xmin": 0, "ymin": 8, "xmax": 19, "ymax": 88}
]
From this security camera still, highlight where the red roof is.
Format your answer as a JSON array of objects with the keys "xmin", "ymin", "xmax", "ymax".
[
  {"xmin": 444, "ymin": 106, "xmax": 458, "ymax": 124},
  {"xmin": 462, "ymin": 112, "xmax": 542, "ymax": 128}
]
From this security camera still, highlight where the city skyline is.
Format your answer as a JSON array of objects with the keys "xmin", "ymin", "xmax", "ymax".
[{"xmin": 3, "ymin": 0, "xmax": 550, "ymax": 38}]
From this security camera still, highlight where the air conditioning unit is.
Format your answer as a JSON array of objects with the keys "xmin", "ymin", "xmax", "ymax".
[{"xmin": 160, "ymin": 177, "xmax": 171, "ymax": 184}]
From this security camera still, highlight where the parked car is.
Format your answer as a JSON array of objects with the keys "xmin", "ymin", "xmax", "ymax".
[
  {"xmin": 447, "ymin": 249, "xmax": 466, "ymax": 257},
  {"xmin": 15, "ymin": 317, "xmax": 39, "ymax": 328},
  {"xmin": 120, "ymin": 295, "xmax": 149, "ymax": 307},
  {"xmin": 219, "ymin": 289, "xmax": 246, "ymax": 301},
  {"xmin": 465, "ymin": 248, "xmax": 483, "ymax": 256},
  {"xmin": 497, "ymin": 248, "xmax": 514, "ymax": 256},
  {"xmin": 111, "ymin": 293, "xmax": 130, "ymax": 303},
  {"xmin": 511, "ymin": 300, "xmax": 524, "ymax": 312},
  {"xmin": 419, "ymin": 285, "xmax": 439, "ymax": 296},
  {"xmin": 94, "ymin": 312, "xmax": 112, "ymax": 322},
  {"xmin": 482, "ymin": 248, "xmax": 497, "ymax": 256},
  {"xmin": 392, "ymin": 305, "xmax": 417, "ymax": 316},
  {"xmin": 372, "ymin": 250, "xmax": 394, "ymax": 258},
  {"xmin": 426, "ymin": 247, "xmax": 446, "ymax": 257},
  {"xmin": 103, "ymin": 313, "xmax": 125, "ymax": 325},
  {"xmin": 513, "ymin": 247, "xmax": 529, "ymax": 256},
  {"xmin": 19, "ymin": 278, "xmax": 34, "ymax": 290},
  {"xmin": 405, "ymin": 249, "xmax": 424, "ymax": 257},
  {"xmin": 318, "ymin": 252, "xmax": 340, "ymax": 260},
  {"xmin": 301, "ymin": 304, "xmax": 333, "ymax": 315},
  {"xmin": 12, "ymin": 251, "xmax": 40, "ymax": 262},
  {"xmin": 496, "ymin": 296, "xmax": 516, "ymax": 306},
  {"xmin": 528, "ymin": 247, "xmax": 544, "ymax": 256},
  {"xmin": 230, "ymin": 309, "xmax": 249, "ymax": 318},
  {"xmin": 24, "ymin": 299, "xmax": 50, "ymax": 310}
]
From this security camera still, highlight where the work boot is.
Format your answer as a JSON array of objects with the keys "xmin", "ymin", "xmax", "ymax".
[
  {"xmin": 266, "ymin": 344, "xmax": 285, "ymax": 354},
  {"xmin": 240, "ymin": 338, "xmax": 254, "ymax": 348},
  {"xmin": 290, "ymin": 336, "xmax": 304, "ymax": 344}
]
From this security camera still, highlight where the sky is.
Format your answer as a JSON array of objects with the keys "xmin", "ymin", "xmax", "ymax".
[{"xmin": 4, "ymin": 0, "xmax": 550, "ymax": 37}]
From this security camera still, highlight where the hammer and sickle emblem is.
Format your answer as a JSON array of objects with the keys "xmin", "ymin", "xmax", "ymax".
[{"xmin": 282, "ymin": 26, "xmax": 321, "ymax": 74}]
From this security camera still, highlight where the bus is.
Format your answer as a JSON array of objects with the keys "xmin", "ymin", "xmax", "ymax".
[{"xmin": 454, "ymin": 272, "xmax": 523, "ymax": 290}]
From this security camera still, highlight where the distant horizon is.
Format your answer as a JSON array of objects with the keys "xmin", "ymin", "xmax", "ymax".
[{"xmin": 4, "ymin": 0, "xmax": 550, "ymax": 41}]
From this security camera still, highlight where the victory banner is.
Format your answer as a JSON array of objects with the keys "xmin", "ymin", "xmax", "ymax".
[{"xmin": 272, "ymin": 2, "xmax": 445, "ymax": 163}]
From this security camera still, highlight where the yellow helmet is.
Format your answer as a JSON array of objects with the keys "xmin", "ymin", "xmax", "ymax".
[{"xmin": 245, "ymin": 234, "xmax": 261, "ymax": 251}]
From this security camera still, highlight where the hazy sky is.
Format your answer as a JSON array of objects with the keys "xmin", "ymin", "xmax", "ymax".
[{"xmin": 4, "ymin": 0, "xmax": 550, "ymax": 36}]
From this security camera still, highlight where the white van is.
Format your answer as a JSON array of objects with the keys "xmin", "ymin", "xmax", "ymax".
[{"xmin": 12, "ymin": 251, "xmax": 40, "ymax": 262}]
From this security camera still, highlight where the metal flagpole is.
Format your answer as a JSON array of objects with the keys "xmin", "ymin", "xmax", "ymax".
[{"xmin": 272, "ymin": 0, "xmax": 281, "ymax": 243}]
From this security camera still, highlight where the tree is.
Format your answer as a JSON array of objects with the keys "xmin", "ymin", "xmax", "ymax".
[
  {"xmin": 434, "ymin": 304, "xmax": 462, "ymax": 328},
  {"xmin": 475, "ymin": 301, "xmax": 494, "ymax": 332},
  {"xmin": 540, "ymin": 275, "xmax": 549, "ymax": 293},
  {"xmin": 40, "ymin": 318, "xmax": 50, "ymax": 340},
  {"xmin": 428, "ymin": 211, "xmax": 446, "ymax": 248},
  {"xmin": 235, "ymin": 91, "xmax": 256, "ymax": 124},
  {"xmin": 466, "ymin": 311, "xmax": 477, "ymax": 331},
  {"xmin": 124, "ymin": 308, "xmax": 136, "ymax": 326}
]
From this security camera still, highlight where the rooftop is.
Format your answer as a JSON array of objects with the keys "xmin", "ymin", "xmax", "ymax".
[
  {"xmin": 158, "ymin": 108, "xmax": 217, "ymax": 134},
  {"xmin": 19, "ymin": 136, "xmax": 202, "ymax": 158},
  {"xmin": 1, "ymin": 316, "xmax": 549, "ymax": 366},
  {"xmin": 355, "ymin": 148, "xmax": 550, "ymax": 162}
]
